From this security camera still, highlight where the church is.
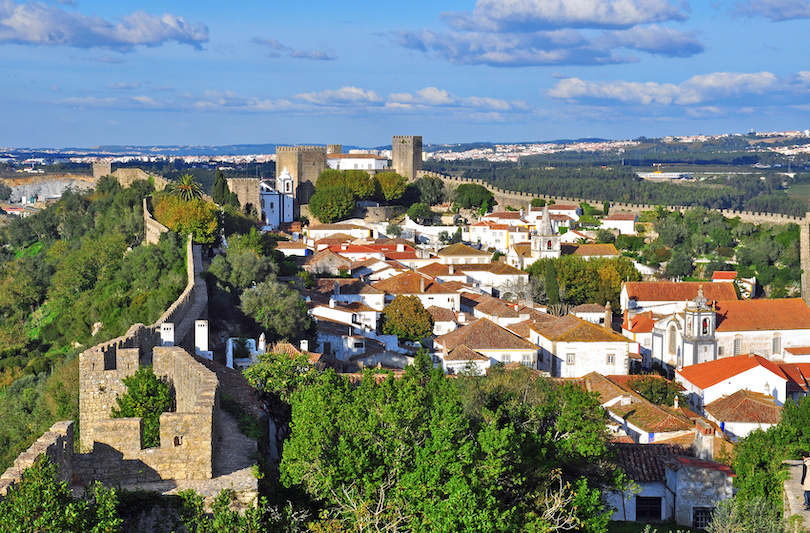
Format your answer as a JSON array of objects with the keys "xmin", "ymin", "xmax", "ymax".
[
  {"xmin": 260, "ymin": 167, "xmax": 295, "ymax": 230},
  {"xmin": 505, "ymin": 204, "xmax": 561, "ymax": 269},
  {"xmin": 649, "ymin": 286, "xmax": 810, "ymax": 370}
]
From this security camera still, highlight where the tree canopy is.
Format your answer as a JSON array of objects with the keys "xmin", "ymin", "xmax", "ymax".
[
  {"xmin": 111, "ymin": 365, "xmax": 174, "ymax": 448},
  {"xmin": 381, "ymin": 295, "xmax": 434, "ymax": 342},
  {"xmin": 307, "ymin": 184, "xmax": 356, "ymax": 224}
]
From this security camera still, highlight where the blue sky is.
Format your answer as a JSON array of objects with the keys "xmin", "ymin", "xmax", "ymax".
[{"xmin": 2, "ymin": 0, "xmax": 810, "ymax": 148}]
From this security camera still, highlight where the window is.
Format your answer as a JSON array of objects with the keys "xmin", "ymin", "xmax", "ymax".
[
  {"xmin": 353, "ymin": 342, "xmax": 364, "ymax": 349},
  {"xmin": 733, "ymin": 337, "xmax": 742, "ymax": 356},
  {"xmin": 636, "ymin": 497, "xmax": 661, "ymax": 522},
  {"xmin": 566, "ymin": 353, "xmax": 575, "ymax": 365},
  {"xmin": 668, "ymin": 325, "xmax": 677, "ymax": 355},
  {"xmin": 522, "ymin": 353, "xmax": 531, "ymax": 367},
  {"xmin": 502, "ymin": 354, "xmax": 511, "ymax": 364},
  {"xmin": 547, "ymin": 240, "xmax": 552, "ymax": 250},
  {"xmin": 702, "ymin": 318, "xmax": 709, "ymax": 335},
  {"xmin": 644, "ymin": 339, "xmax": 650, "ymax": 347},
  {"xmin": 607, "ymin": 353, "xmax": 615, "ymax": 365},
  {"xmin": 692, "ymin": 507, "xmax": 714, "ymax": 529},
  {"xmin": 773, "ymin": 335, "xmax": 782, "ymax": 356},
  {"xmin": 270, "ymin": 202, "xmax": 274, "ymax": 209}
]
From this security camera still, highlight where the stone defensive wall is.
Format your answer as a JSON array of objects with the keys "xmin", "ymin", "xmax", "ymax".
[
  {"xmin": 0, "ymin": 421, "xmax": 74, "ymax": 500},
  {"xmin": 75, "ymin": 346, "xmax": 219, "ymax": 483},
  {"xmin": 143, "ymin": 197, "xmax": 170, "ymax": 245},
  {"xmin": 420, "ymin": 170, "xmax": 810, "ymax": 226}
]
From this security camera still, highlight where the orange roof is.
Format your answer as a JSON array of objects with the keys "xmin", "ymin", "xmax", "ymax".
[
  {"xmin": 668, "ymin": 456, "xmax": 735, "ymax": 477},
  {"xmin": 786, "ymin": 347, "xmax": 810, "ymax": 356},
  {"xmin": 548, "ymin": 204, "xmax": 579, "ymax": 211},
  {"xmin": 328, "ymin": 153, "xmax": 386, "ymax": 160},
  {"xmin": 623, "ymin": 311, "xmax": 656, "ymax": 333},
  {"xmin": 445, "ymin": 344, "xmax": 488, "ymax": 362},
  {"xmin": 604, "ymin": 213, "xmax": 637, "ymax": 221},
  {"xmin": 573, "ymin": 243, "xmax": 619, "ymax": 257},
  {"xmin": 530, "ymin": 314, "xmax": 629, "ymax": 343},
  {"xmin": 436, "ymin": 318, "xmax": 539, "ymax": 352},
  {"xmin": 714, "ymin": 298, "xmax": 810, "ymax": 332},
  {"xmin": 437, "ymin": 243, "xmax": 490, "ymax": 256},
  {"xmin": 623, "ymin": 282, "xmax": 738, "ymax": 303},
  {"xmin": 418, "ymin": 263, "xmax": 451, "ymax": 277},
  {"xmin": 704, "ymin": 390, "xmax": 782, "ymax": 425},
  {"xmin": 712, "ymin": 271, "xmax": 737, "ymax": 281},
  {"xmin": 371, "ymin": 271, "xmax": 458, "ymax": 295},
  {"xmin": 676, "ymin": 354, "xmax": 786, "ymax": 390},
  {"xmin": 485, "ymin": 211, "xmax": 524, "ymax": 219}
]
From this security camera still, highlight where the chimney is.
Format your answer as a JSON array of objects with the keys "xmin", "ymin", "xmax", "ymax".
[
  {"xmin": 604, "ymin": 301, "xmax": 612, "ymax": 330},
  {"xmin": 513, "ymin": 303, "xmax": 519, "ymax": 311},
  {"xmin": 329, "ymin": 298, "xmax": 336, "ymax": 308},
  {"xmin": 420, "ymin": 276, "xmax": 426, "ymax": 292},
  {"xmin": 449, "ymin": 265, "xmax": 454, "ymax": 275},
  {"xmin": 300, "ymin": 339, "xmax": 309, "ymax": 352},
  {"xmin": 673, "ymin": 396, "xmax": 679, "ymax": 410},
  {"xmin": 334, "ymin": 281, "xmax": 340, "ymax": 295}
]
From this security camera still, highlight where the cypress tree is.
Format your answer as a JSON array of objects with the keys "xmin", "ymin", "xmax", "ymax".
[{"xmin": 545, "ymin": 261, "xmax": 560, "ymax": 305}]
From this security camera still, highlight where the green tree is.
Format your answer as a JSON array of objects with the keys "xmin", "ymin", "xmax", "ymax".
[
  {"xmin": 166, "ymin": 173, "xmax": 204, "ymax": 201},
  {"xmin": 0, "ymin": 457, "xmax": 122, "ymax": 533},
  {"xmin": 706, "ymin": 497, "xmax": 786, "ymax": 533},
  {"xmin": 211, "ymin": 169, "xmax": 240, "ymax": 208},
  {"xmin": 111, "ymin": 365, "xmax": 174, "ymax": 448},
  {"xmin": 381, "ymin": 295, "xmax": 434, "ymax": 342},
  {"xmin": 414, "ymin": 177, "xmax": 446, "ymax": 205},
  {"xmin": 626, "ymin": 375, "xmax": 685, "ymax": 406},
  {"xmin": 317, "ymin": 169, "xmax": 374, "ymax": 200},
  {"xmin": 208, "ymin": 248, "xmax": 278, "ymax": 291},
  {"xmin": 406, "ymin": 202, "xmax": 432, "ymax": 224},
  {"xmin": 240, "ymin": 279, "xmax": 311, "ymax": 341},
  {"xmin": 454, "ymin": 184, "xmax": 495, "ymax": 211},
  {"xmin": 308, "ymin": 185, "xmax": 356, "ymax": 223},
  {"xmin": 374, "ymin": 172, "xmax": 407, "ymax": 203},
  {"xmin": 153, "ymin": 196, "xmax": 219, "ymax": 245},
  {"xmin": 546, "ymin": 261, "xmax": 560, "ymax": 305},
  {"xmin": 665, "ymin": 250, "xmax": 694, "ymax": 279}
]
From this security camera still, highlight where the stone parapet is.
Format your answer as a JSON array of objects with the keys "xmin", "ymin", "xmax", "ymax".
[
  {"xmin": 143, "ymin": 197, "xmax": 169, "ymax": 245},
  {"xmin": 0, "ymin": 421, "xmax": 74, "ymax": 500}
]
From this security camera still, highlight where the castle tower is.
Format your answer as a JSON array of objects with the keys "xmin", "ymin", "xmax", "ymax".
[
  {"xmin": 681, "ymin": 285, "xmax": 717, "ymax": 368},
  {"xmin": 327, "ymin": 144, "xmax": 342, "ymax": 155},
  {"xmin": 93, "ymin": 161, "xmax": 112, "ymax": 181},
  {"xmin": 275, "ymin": 146, "xmax": 327, "ymax": 206},
  {"xmin": 392, "ymin": 135, "xmax": 422, "ymax": 180}
]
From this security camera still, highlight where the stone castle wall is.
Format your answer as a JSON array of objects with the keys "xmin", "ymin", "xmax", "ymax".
[
  {"xmin": 0, "ymin": 421, "xmax": 74, "ymax": 500},
  {"xmin": 276, "ymin": 145, "xmax": 327, "ymax": 205},
  {"xmin": 143, "ymin": 197, "xmax": 170, "ymax": 245},
  {"xmin": 393, "ymin": 136, "xmax": 422, "ymax": 180},
  {"xmin": 112, "ymin": 168, "xmax": 170, "ymax": 191},
  {"xmin": 75, "ymin": 346, "xmax": 219, "ymax": 483},
  {"xmin": 226, "ymin": 178, "xmax": 261, "ymax": 216}
]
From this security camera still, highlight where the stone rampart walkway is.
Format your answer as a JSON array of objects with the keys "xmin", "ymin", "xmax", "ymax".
[{"xmin": 784, "ymin": 459, "xmax": 809, "ymax": 528}]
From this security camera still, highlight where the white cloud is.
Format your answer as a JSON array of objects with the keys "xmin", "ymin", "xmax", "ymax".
[
  {"xmin": 252, "ymin": 36, "xmax": 337, "ymax": 60},
  {"xmin": 597, "ymin": 25, "xmax": 703, "ymax": 57},
  {"xmin": 734, "ymin": 0, "xmax": 810, "ymax": 21},
  {"xmin": 0, "ymin": 1, "xmax": 208, "ymax": 50},
  {"xmin": 387, "ymin": 87, "xmax": 524, "ymax": 112},
  {"xmin": 548, "ymin": 71, "xmax": 782, "ymax": 105},
  {"xmin": 295, "ymin": 87, "xmax": 383, "ymax": 106},
  {"xmin": 443, "ymin": 0, "xmax": 689, "ymax": 31}
]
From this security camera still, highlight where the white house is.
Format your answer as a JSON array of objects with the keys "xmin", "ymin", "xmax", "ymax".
[
  {"xmin": 528, "ymin": 314, "xmax": 633, "ymax": 378},
  {"xmin": 433, "ymin": 318, "xmax": 540, "ymax": 375},
  {"xmin": 676, "ymin": 354, "xmax": 789, "ymax": 413},
  {"xmin": 371, "ymin": 271, "xmax": 461, "ymax": 311},
  {"xmin": 436, "ymin": 242, "xmax": 492, "ymax": 265},
  {"xmin": 703, "ymin": 389, "xmax": 781, "ymax": 441},
  {"xmin": 620, "ymin": 281, "xmax": 738, "ymax": 315},
  {"xmin": 326, "ymin": 153, "xmax": 388, "ymax": 173},
  {"xmin": 601, "ymin": 213, "xmax": 638, "ymax": 235},
  {"xmin": 548, "ymin": 204, "xmax": 582, "ymax": 221}
]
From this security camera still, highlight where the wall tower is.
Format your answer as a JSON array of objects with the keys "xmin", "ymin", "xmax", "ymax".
[
  {"xmin": 275, "ymin": 146, "xmax": 327, "ymax": 205},
  {"xmin": 392, "ymin": 135, "xmax": 422, "ymax": 180}
]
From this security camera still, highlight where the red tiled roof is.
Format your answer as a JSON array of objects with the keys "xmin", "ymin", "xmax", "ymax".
[
  {"xmin": 610, "ymin": 401, "xmax": 693, "ymax": 433},
  {"xmin": 676, "ymin": 354, "xmax": 786, "ymax": 390},
  {"xmin": 454, "ymin": 263, "xmax": 527, "ymax": 276},
  {"xmin": 314, "ymin": 278, "xmax": 383, "ymax": 295},
  {"xmin": 667, "ymin": 456, "xmax": 735, "ymax": 477},
  {"xmin": 506, "ymin": 315, "xmax": 558, "ymax": 339},
  {"xmin": 485, "ymin": 211, "xmax": 524, "ymax": 219},
  {"xmin": 328, "ymin": 153, "xmax": 386, "ymax": 160},
  {"xmin": 623, "ymin": 281, "xmax": 738, "ymax": 302},
  {"xmin": 623, "ymin": 311, "xmax": 656, "ymax": 333},
  {"xmin": 437, "ymin": 243, "xmax": 490, "ymax": 256},
  {"xmin": 435, "ymin": 318, "xmax": 540, "ymax": 352},
  {"xmin": 712, "ymin": 271, "xmax": 737, "ymax": 281},
  {"xmin": 786, "ymin": 347, "xmax": 810, "ymax": 356},
  {"xmin": 613, "ymin": 443, "xmax": 693, "ymax": 482},
  {"xmin": 550, "ymin": 214, "xmax": 574, "ymax": 221},
  {"xmin": 778, "ymin": 362, "xmax": 810, "ymax": 393},
  {"xmin": 704, "ymin": 389, "xmax": 782, "ymax": 425},
  {"xmin": 572, "ymin": 243, "xmax": 620, "ymax": 257},
  {"xmin": 604, "ymin": 213, "xmax": 638, "ymax": 221},
  {"xmin": 530, "ymin": 314, "xmax": 629, "ymax": 343},
  {"xmin": 427, "ymin": 305, "xmax": 457, "ymax": 323},
  {"xmin": 572, "ymin": 303, "xmax": 606, "ymax": 313},
  {"xmin": 548, "ymin": 204, "xmax": 579, "ymax": 211},
  {"xmin": 371, "ymin": 270, "xmax": 458, "ymax": 295},
  {"xmin": 445, "ymin": 344, "xmax": 488, "ymax": 362},
  {"xmin": 418, "ymin": 263, "xmax": 451, "ymax": 277},
  {"xmin": 714, "ymin": 298, "xmax": 810, "ymax": 332}
]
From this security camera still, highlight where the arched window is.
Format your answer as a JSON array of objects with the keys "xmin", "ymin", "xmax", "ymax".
[
  {"xmin": 668, "ymin": 325, "xmax": 677, "ymax": 355},
  {"xmin": 702, "ymin": 318, "xmax": 709, "ymax": 335},
  {"xmin": 733, "ymin": 336, "xmax": 742, "ymax": 356},
  {"xmin": 547, "ymin": 240, "xmax": 552, "ymax": 250},
  {"xmin": 773, "ymin": 335, "xmax": 781, "ymax": 356}
]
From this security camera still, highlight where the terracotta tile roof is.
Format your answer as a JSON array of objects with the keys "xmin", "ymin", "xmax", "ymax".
[
  {"xmin": 454, "ymin": 263, "xmax": 527, "ymax": 276},
  {"xmin": 445, "ymin": 344, "xmax": 488, "ymax": 362},
  {"xmin": 435, "ymin": 318, "xmax": 540, "ymax": 352},
  {"xmin": 623, "ymin": 311, "xmax": 656, "ymax": 333},
  {"xmin": 623, "ymin": 281, "xmax": 738, "ymax": 303},
  {"xmin": 608, "ymin": 374, "xmax": 685, "ymax": 393},
  {"xmin": 437, "ymin": 243, "xmax": 490, "ymax": 256},
  {"xmin": 714, "ymin": 298, "xmax": 810, "ymax": 332},
  {"xmin": 549, "ymin": 204, "xmax": 579, "ymax": 211},
  {"xmin": 785, "ymin": 347, "xmax": 810, "ymax": 356},
  {"xmin": 676, "ymin": 354, "xmax": 786, "ymax": 390},
  {"xmin": 530, "ymin": 314, "xmax": 629, "ymax": 343},
  {"xmin": 604, "ymin": 213, "xmax": 637, "ymax": 221},
  {"xmin": 268, "ymin": 342, "xmax": 324, "ymax": 367},
  {"xmin": 777, "ymin": 363, "xmax": 810, "ymax": 393},
  {"xmin": 511, "ymin": 243, "xmax": 533, "ymax": 257},
  {"xmin": 550, "ymin": 214, "xmax": 574, "ymax": 221},
  {"xmin": 712, "ymin": 271, "xmax": 737, "ymax": 281},
  {"xmin": 486, "ymin": 211, "xmax": 524, "ymax": 219},
  {"xmin": 654, "ymin": 432, "xmax": 697, "ymax": 448},
  {"xmin": 667, "ymin": 456, "xmax": 735, "ymax": 477},
  {"xmin": 427, "ymin": 305, "xmax": 458, "ymax": 323},
  {"xmin": 439, "ymin": 280, "xmax": 475, "ymax": 291},
  {"xmin": 418, "ymin": 263, "xmax": 451, "ymax": 277},
  {"xmin": 371, "ymin": 271, "xmax": 459, "ymax": 295},
  {"xmin": 310, "ymin": 223, "xmax": 368, "ymax": 231},
  {"xmin": 314, "ymin": 278, "xmax": 383, "ymax": 296},
  {"xmin": 613, "ymin": 443, "xmax": 693, "ymax": 482},
  {"xmin": 506, "ymin": 315, "xmax": 559, "ymax": 339},
  {"xmin": 343, "ymin": 301, "xmax": 378, "ymax": 313},
  {"xmin": 581, "ymin": 372, "xmax": 630, "ymax": 404},
  {"xmin": 610, "ymin": 401, "xmax": 694, "ymax": 433},
  {"xmin": 314, "ymin": 233, "xmax": 355, "ymax": 245},
  {"xmin": 305, "ymin": 248, "xmax": 353, "ymax": 266},
  {"xmin": 328, "ymin": 153, "xmax": 386, "ymax": 160},
  {"xmin": 462, "ymin": 293, "xmax": 521, "ymax": 318},
  {"xmin": 704, "ymin": 390, "xmax": 782, "ymax": 425},
  {"xmin": 572, "ymin": 303, "xmax": 606, "ymax": 313},
  {"xmin": 385, "ymin": 251, "xmax": 422, "ymax": 261},
  {"xmin": 275, "ymin": 241, "xmax": 308, "ymax": 249},
  {"xmin": 573, "ymin": 243, "xmax": 620, "ymax": 257}
]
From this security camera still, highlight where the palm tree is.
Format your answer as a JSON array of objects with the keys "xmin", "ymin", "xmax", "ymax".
[{"xmin": 167, "ymin": 173, "xmax": 203, "ymax": 201}]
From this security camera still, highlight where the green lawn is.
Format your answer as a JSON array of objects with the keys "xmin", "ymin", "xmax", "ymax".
[{"xmin": 788, "ymin": 183, "xmax": 810, "ymax": 199}]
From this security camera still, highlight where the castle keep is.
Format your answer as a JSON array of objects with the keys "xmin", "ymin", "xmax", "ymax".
[
  {"xmin": 275, "ymin": 145, "xmax": 328, "ymax": 205},
  {"xmin": 392, "ymin": 135, "xmax": 422, "ymax": 180}
]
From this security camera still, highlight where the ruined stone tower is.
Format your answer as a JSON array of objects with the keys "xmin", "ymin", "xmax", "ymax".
[
  {"xmin": 392, "ymin": 135, "xmax": 422, "ymax": 180},
  {"xmin": 275, "ymin": 146, "xmax": 327, "ymax": 205}
]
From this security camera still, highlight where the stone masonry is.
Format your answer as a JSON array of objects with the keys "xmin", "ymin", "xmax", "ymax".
[
  {"xmin": 393, "ymin": 135, "xmax": 422, "ymax": 180},
  {"xmin": 225, "ymin": 178, "xmax": 261, "ymax": 216},
  {"xmin": 275, "ymin": 145, "xmax": 327, "ymax": 205}
]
